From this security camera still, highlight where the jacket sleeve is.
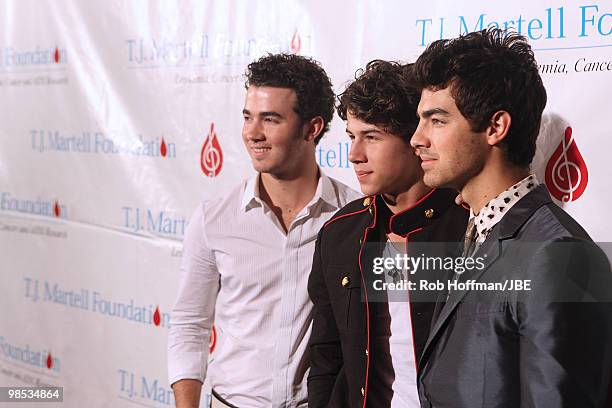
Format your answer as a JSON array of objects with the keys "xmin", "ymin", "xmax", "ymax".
[
  {"xmin": 307, "ymin": 228, "xmax": 344, "ymax": 407},
  {"xmin": 518, "ymin": 238, "xmax": 612, "ymax": 407}
]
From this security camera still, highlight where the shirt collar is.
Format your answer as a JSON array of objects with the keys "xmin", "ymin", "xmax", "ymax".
[
  {"xmin": 471, "ymin": 174, "xmax": 540, "ymax": 243},
  {"xmin": 240, "ymin": 169, "xmax": 340, "ymax": 212},
  {"xmin": 241, "ymin": 173, "xmax": 262, "ymax": 211},
  {"xmin": 317, "ymin": 171, "xmax": 340, "ymax": 209},
  {"xmin": 376, "ymin": 188, "xmax": 459, "ymax": 237}
]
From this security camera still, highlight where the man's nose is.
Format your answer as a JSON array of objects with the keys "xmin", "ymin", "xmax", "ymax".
[
  {"xmin": 410, "ymin": 121, "xmax": 429, "ymax": 150},
  {"xmin": 348, "ymin": 139, "xmax": 366, "ymax": 164},
  {"xmin": 243, "ymin": 120, "xmax": 264, "ymax": 141}
]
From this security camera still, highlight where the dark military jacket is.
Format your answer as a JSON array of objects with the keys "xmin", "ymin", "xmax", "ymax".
[{"xmin": 308, "ymin": 188, "xmax": 468, "ymax": 408}]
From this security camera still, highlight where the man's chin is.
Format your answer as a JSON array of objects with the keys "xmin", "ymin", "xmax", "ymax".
[
  {"xmin": 423, "ymin": 173, "xmax": 444, "ymax": 189},
  {"xmin": 251, "ymin": 161, "xmax": 271, "ymax": 173},
  {"xmin": 358, "ymin": 184, "xmax": 383, "ymax": 197}
]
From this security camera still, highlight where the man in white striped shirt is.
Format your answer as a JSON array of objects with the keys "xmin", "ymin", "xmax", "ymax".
[{"xmin": 168, "ymin": 54, "xmax": 359, "ymax": 408}]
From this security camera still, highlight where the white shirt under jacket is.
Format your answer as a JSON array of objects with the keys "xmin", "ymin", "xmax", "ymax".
[{"xmin": 168, "ymin": 172, "xmax": 359, "ymax": 408}]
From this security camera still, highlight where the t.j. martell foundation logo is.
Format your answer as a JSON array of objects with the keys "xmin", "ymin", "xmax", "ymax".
[
  {"xmin": 201, "ymin": 123, "xmax": 223, "ymax": 177},
  {"xmin": 160, "ymin": 137, "xmax": 169, "ymax": 157},
  {"xmin": 153, "ymin": 306, "xmax": 161, "ymax": 326},
  {"xmin": 545, "ymin": 126, "xmax": 588, "ymax": 202},
  {"xmin": 0, "ymin": 45, "xmax": 67, "ymax": 67},
  {"xmin": 53, "ymin": 200, "xmax": 62, "ymax": 217},
  {"xmin": 0, "ymin": 336, "xmax": 60, "ymax": 372},
  {"xmin": 46, "ymin": 352, "xmax": 54, "ymax": 368},
  {"xmin": 0, "ymin": 193, "xmax": 67, "ymax": 219}
]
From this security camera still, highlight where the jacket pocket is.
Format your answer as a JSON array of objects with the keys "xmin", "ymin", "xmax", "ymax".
[{"xmin": 327, "ymin": 263, "xmax": 361, "ymax": 332}]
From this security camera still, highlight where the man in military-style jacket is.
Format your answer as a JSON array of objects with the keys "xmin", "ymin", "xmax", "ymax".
[{"xmin": 307, "ymin": 61, "xmax": 468, "ymax": 408}]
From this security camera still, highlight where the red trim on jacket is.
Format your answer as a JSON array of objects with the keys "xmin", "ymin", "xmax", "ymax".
[
  {"xmin": 387, "ymin": 188, "xmax": 437, "ymax": 235},
  {"xmin": 323, "ymin": 204, "xmax": 371, "ymax": 229},
  {"xmin": 357, "ymin": 198, "xmax": 377, "ymax": 407}
]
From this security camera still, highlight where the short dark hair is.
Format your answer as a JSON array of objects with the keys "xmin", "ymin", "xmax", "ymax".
[
  {"xmin": 337, "ymin": 60, "xmax": 420, "ymax": 140},
  {"xmin": 411, "ymin": 28, "xmax": 547, "ymax": 167},
  {"xmin": 245, "ymin": 53, "xmax": 334, "ymax": 144}
]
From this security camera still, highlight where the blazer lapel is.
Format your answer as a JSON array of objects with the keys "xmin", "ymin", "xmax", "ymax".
[
  {"xmin": 418, "ymin": 184, "xmax": 553, "ymax": 369},
  {"xmin": 419, "ymin": 231, "xmax": 502, "ymax": 367}
]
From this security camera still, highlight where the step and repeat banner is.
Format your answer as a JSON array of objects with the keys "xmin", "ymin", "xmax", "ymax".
[{"xmin": 1, "ymin": 1, "xmax": 610, "ymax": 406}]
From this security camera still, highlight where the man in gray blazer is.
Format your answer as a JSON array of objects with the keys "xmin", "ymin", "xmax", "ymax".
[{"xmin": 409, "ymin": 28, "xmax": 612, "ymax": 407}]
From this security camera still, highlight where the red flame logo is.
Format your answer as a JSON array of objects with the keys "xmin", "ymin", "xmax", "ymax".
[
  {"xmin": 209, "ymin": 325, "xmax": 217, "ymax": 353},
  {"xmin": 53, "ymin": 201, "xmax": 61, "ymax": 217},
  {"xmin": 153, "ymin": 306, "xmax": 161, "ymax": 326},
  {"xmin": 200, "ymin": 123, "xmax": 223, "ymax": 177},
  {"xmin": 291, "ymin": 29, "xmax": 301, "ymax": 54},
  {"xmin": 46, "ymin": 352, "xmax": 53, "ymax": 369},
  {"xmin": 54, "ymin": 47, "xmax": 60, "ymax": 64},
  {"xmin": 160, "ymin": 137, "xmax": 167, "ymax": 157},
  {"xmin": 545, "ymin": 126, "xmax": 588, "ymax": 202}
]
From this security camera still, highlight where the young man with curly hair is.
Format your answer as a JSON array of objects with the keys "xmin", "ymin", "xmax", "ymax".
[
  {"xmin": 410, "ymin": 28, "xmax": 612, "ymax": 407},
  {"xmin": 307, "ymin": 60, "xmax": 467, "ymax": 408},
  {"xmin": 168, "ymin": 54, "xmax": 359, "ymax": 408}
]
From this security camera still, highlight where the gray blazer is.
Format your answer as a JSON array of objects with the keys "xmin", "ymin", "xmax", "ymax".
[{"xmin": 418, "ymin": 185, "xmax": 612, "ymax": 407}]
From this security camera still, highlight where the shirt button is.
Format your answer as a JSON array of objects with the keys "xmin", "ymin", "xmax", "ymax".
[
  {"xmin": 424, "ymin": 208, "xmax": 435, "ymax": 218},
  {"xmin": 365, "ymin": 348, "xmax": 369, "ymax": 356},
  {"xmin": 361, "ymin": 387, "xmax": 365, "ymax": 397},
  {"xmin": 341, "ymin": 276, "xmax": 350, "ymax": 287}
]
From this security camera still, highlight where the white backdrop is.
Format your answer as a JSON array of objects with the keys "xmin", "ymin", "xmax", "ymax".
[{"xmin": 1, "ymin": 1, "xmax": 610, "ymax": 406}]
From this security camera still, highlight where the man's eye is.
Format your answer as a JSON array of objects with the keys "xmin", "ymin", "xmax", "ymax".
[
  {"xmin": 243, "ymin": 116, "xmax": 252, "ymax": 122},
  {"xmin": 432, "ymin": 118, "xmax": 444, "ymax": 125},
  {"xmin": 264, "ymin": 117, "xmax": 279, "ymax": 123}
]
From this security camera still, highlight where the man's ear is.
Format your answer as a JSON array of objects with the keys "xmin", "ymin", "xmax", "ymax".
[
  {"xmin": 303, "ymin": 116, "xmax": 325, "ymax": 143},
  {"xmin": 485, "ymin": 110, "xmax": 511, "ymax": 146}
]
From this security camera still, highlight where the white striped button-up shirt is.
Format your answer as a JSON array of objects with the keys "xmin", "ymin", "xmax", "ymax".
[{"xmin": 168, "ymin": 172, "xmax": 359, "ymax": 407}]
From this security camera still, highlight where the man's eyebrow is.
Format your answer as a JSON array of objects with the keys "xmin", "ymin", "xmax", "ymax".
[
  {"xmin": 345, "ymin": 128, "xmax": 382, "ymax": 136},
  {"xmin": 242, "ymin": 109, "xmax": 283, "ymax": 118},
  {"xmin": 419, "ymin": 108, "xmax": 450, "ymax": 118},
  {"xmin": 259, "ymin": 111, "xmax": 283, "ymax": 118}
]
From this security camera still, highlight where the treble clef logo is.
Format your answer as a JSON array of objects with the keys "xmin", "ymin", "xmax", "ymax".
[
  {"xmin": 291, "ymin": 29, "xmax": 301, "ymax": 54},
  {"xmin": 209, "ymin": 325, "xmax": 217, "ymax": 353},
  {"xmin": 200, "ymin": 123, "xmax": 223, "ymax": 177},
  {"xmin": 544, "ymin": 126, "xmax": 589, "ymax": 202}
]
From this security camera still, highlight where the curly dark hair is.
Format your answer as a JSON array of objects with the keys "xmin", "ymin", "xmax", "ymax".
[
  {"xmin": 411, "ymin": 28, "xmax": 547, "ymax": 167},
  {"xmin": 337, "ymin": 60, "xmax": 421, "ymax": 140},
  {"xmin": 244, "ymin": 53, "xmax": 335, "ymax": 144}
]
